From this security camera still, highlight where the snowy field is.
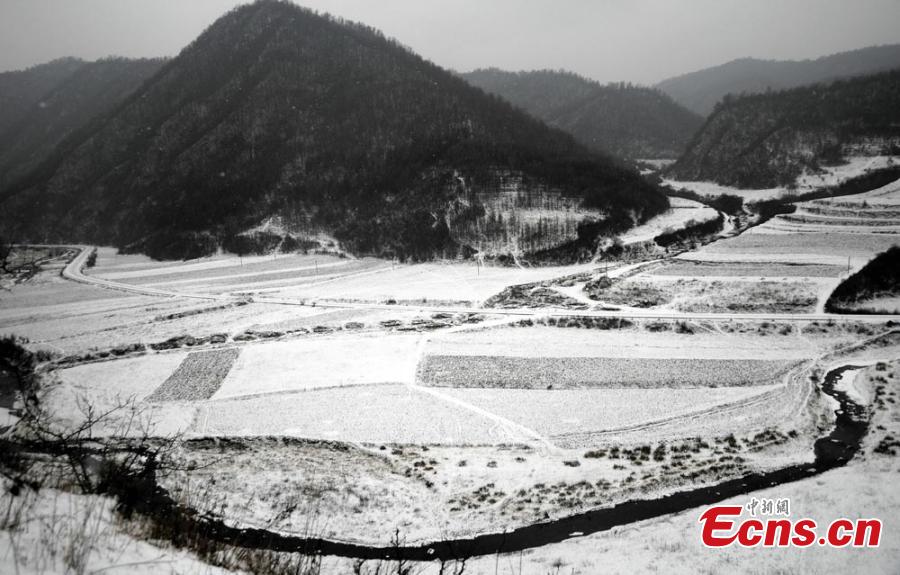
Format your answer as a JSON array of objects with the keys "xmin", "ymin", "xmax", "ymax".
[
  {"xmin": 4, "ymin": 178, "xmax": 900, "ymax": 570},
  {"xmin": 86, "ymin": 246, "xmax": 602, "ymax": 305},
  {"xmin": 663, "ymin": 155, "xmax": 898, "ymax": 201},
  {"xmin": 618, "ymin": 197, "xmax": 719, "ymax": 245},
  {"xmin": 685, "ymin": 177, "xmax": 900, "ymax": 269},
  {"xmin": 212, "ymin": 333, "xmax": 420, "ymax": 399}
]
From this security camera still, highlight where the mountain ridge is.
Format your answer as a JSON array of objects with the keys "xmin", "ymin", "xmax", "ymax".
[
  {"xmin": 669, "ymin": 69, "xmax": 900, "ymax": 188},
  {"xmin": 463, "ymin": 68, "xmax": 703, "ymax": 159},
  {"xmin": 0, "ymin": 0, "xmax": 667, "ymax": 261},
  {"xmin": 0, "ymin": 57, "xmax": 166, "ymax": 188},
  {"xmin": 657, "ymin": 43, "xmax": 900, "ymax": 116}
]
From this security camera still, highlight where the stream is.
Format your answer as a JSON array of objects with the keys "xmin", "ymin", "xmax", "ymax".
[{"xmin": 138, "ymin": 364, "xmax": 871, "ymax": 562}]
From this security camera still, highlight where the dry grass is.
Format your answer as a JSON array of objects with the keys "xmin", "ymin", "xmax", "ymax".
[
  {"xmin": 147, "ymin": 348, "xmax": 240, "ymax": 402},
  {"xmin": 418, "ymin": 355, "xmax": 797, "ymax": 389},
  {"xmin": 587, "ymin": 277, "xmax": 819, "ymax": 313}
]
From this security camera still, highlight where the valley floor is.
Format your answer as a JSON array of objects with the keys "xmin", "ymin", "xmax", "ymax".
[{"xmin": 2, "ymin": 177, "xmax": 900, "ymax": 573}]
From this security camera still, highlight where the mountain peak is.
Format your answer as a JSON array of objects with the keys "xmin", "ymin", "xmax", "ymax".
[{"xmin": 1, "ymin": 3, "xmax": 666, "ymax": 261}]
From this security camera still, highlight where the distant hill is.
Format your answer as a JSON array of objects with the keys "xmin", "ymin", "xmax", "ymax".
[
  {"xmin": 669, "ymin": 70, "xmax": 900, "ymax": 188},
  {"xmin": 0, "ymin": 57, "xmax": 165, "ymax": 188},
  {"xmin": 463, "ymin": 68, "xmax": 703, "ymax": 159},
  {"xmin": 0, "ymin": 58, "xmax": 87, "ymax": 135},
  {"xmin": 657, "ymin": 44, "xmax": 900, "ymax": 116},
  {"xmin": 0, "ymin": 1, "xmax": 666, "ymax": 261}
]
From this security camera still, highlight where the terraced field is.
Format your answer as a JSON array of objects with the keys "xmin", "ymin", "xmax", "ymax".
[
  {"xmin": 688, "ymin": 177, "xmax": 900, "ymax": 269},
  {"xmin": 663, "ymin": 155, "xmax": 899, "ymax": 201}
]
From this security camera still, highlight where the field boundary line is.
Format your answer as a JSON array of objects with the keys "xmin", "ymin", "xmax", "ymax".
[
  {"xmin": 406, "ymin": 382, "xmax": 558, "ymax": 452},
  {"xmin": 138, "ymin": 259, "xmax": 353, "ymax": 287},
  {"xmin": 407, "ymin": 333, "xmax": 558, "ymax": 452},
  {"xmin": 554, "ymin": 383, "xmax": 789, "ymax": 443}
]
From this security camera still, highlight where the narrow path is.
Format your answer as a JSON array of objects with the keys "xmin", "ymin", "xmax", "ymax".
[{"xmin": 403, "ymin": 331, "xmax": 558, "ymax": 452}]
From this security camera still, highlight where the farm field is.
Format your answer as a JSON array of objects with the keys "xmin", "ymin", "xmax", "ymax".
[
  {"xmin": 198, "ymin": 383, "xmax": 524, "ymax": 444},
  {"xmin": 259, "ymin": 261, "xmax": 601, "ymax": 305},
  {"xmin": 648, "ymin": 260, "xmax": 846, "ymax": 278},
  {"xmin": 0, "ymin": 278, "xmax": 329, "ymax": 354},
  {"xmin": 434, "ymin": 384, "xmax": 781, "ymax": 440},
  {"xmin": 419, "ymin": 355, "xmax": 798, "ymax": 388},
  {"xmin": 148, "ymin": 348, "xmax": 241, "ymax": 401},
  {"xmin": 685, "ymin": 177, "xmax": 900, "ymax": 271},
  {"xmin": 449, "ymin": 358, "xmax": 900, "ymax": 575},
  {"xmin": 85, "ymin": 246, "xmax": 603, "ymax": 305},
  {"xmin": 425, "ymin": 326, "xmax": 823, "ymax": 359},
  {"xmin": 4, "ymin": 4, "xmax": 900, "ymax": 572},
  {"xmin": 586, "ymin": 275, "xmax": 823, "ymax": 313},
  {"xmin": 4, "ymin": 178, "xmax": 900, "ymax": 567},
  {"xmin": 686, "ymin": 232, "xmax": 899, "ymax": 265},
  {"xmin": 49, "ymin": 352, "xmax": 199, "ymax": 437},
  {"xmin": 663, "ymin": 155, "xmax": 898, "ymax": 201},
  {"xmin": 212, "ymin": 333, "xmax": 420, "ymax": 398}
]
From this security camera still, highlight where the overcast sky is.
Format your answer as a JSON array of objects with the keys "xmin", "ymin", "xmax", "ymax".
[{"xmin": 2, "ymin": 0, "xmax": 899, "ymax": 84}]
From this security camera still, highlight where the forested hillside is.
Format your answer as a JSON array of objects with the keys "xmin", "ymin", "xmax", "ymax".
[
  {"xmin": 0, "ymin": 0, "xmax": 666, "ymax": 261},
  {"xmin": 0, "ymin": 58, "xmax": 86, "ymax": 136},
  {"xmin": 669, "ymin": 70, "xmax": 900, "ymax": 188},
  {"xmin": 657, "ymin": 43, "xmax": 900, "ymax": 116},
  {"xmin": 463, "ymin": 69, "xmax": 703, "ymax": 159},
  {"xmin": 0, "ymin": 57, "xmax": 165, "ymax": 187}
]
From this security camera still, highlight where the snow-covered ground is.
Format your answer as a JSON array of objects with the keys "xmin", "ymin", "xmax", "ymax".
[
  {"xmin": 212, "ymin": 333, "xmax": 420, "ymax": 399},
  {"xmin": 685, "ymin": 177, "xmax": 900, "ymax": 268},
  {"xmin": 5, "ymin": 178, "xmax": 900, "ymax": 573},
  {"xmin": 618, "ymin": 197, "xmax": 719, "ymax": 245},
  {"xmin": 0, "ymin": 486, "xmax": 231, "ymax": 575},
  {"xmin": 663, "ymin": 155, "xmax": 898, "ymax": 201}
]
